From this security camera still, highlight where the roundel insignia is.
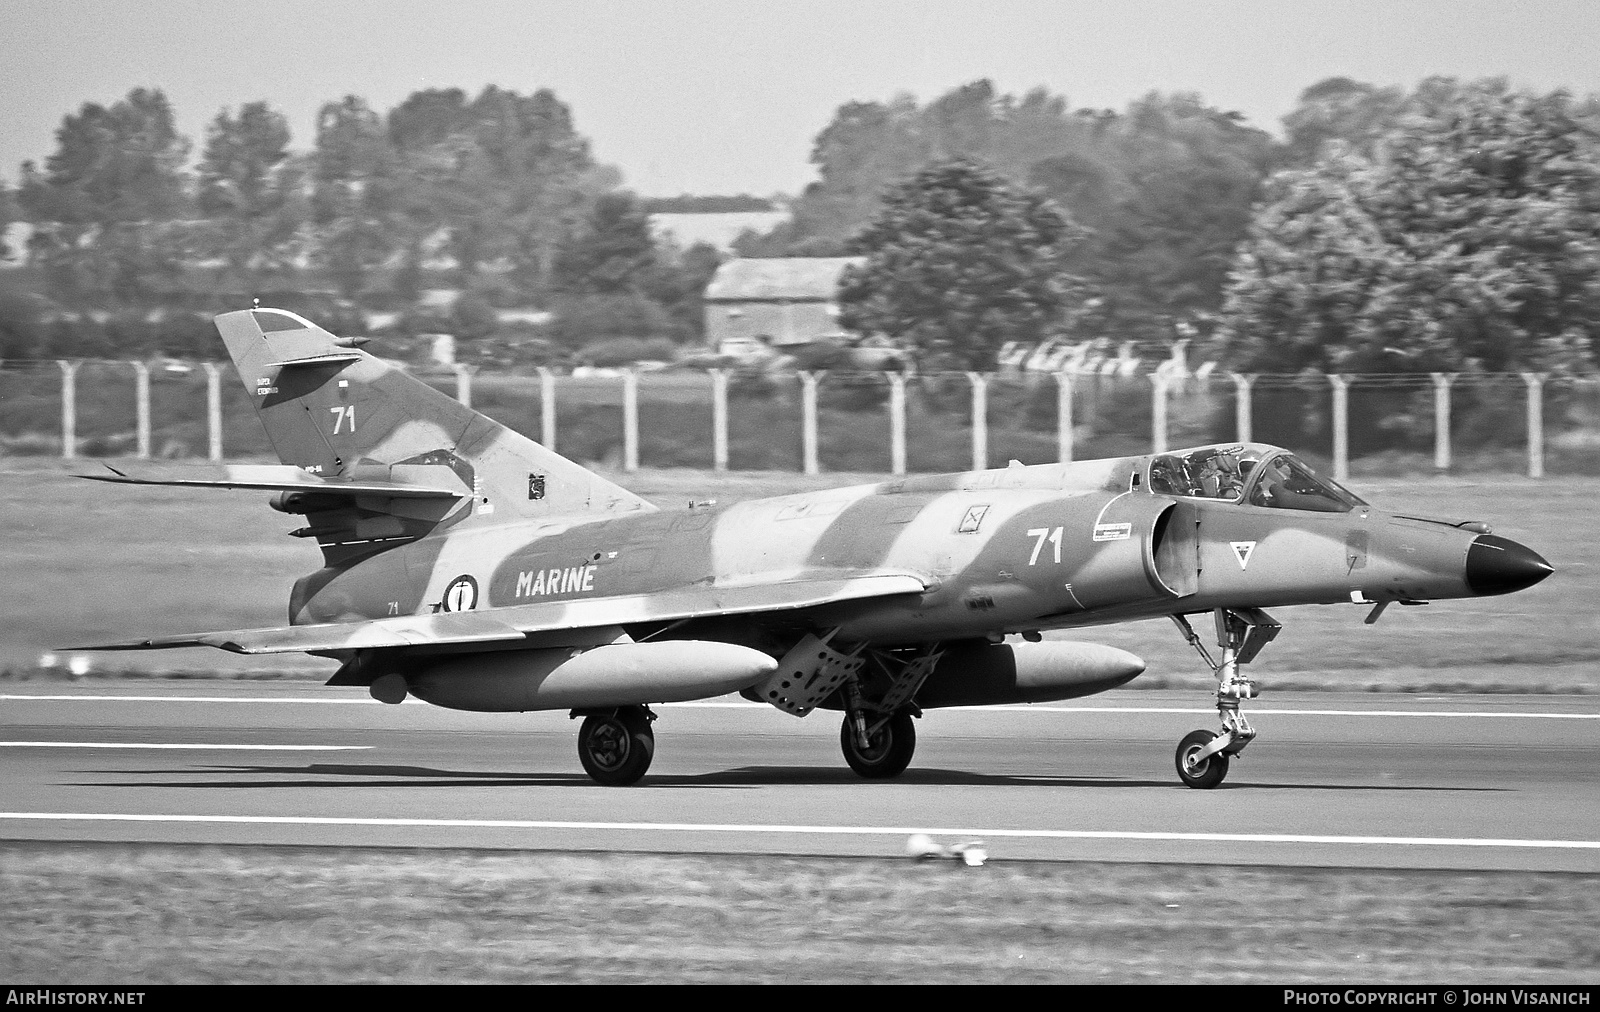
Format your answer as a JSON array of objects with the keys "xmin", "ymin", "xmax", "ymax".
[{"xmin": 442, "ymin": 575, "xmax": 479, "ymax": 612}]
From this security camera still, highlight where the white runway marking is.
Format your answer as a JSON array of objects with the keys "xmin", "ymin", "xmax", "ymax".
[
  {"xmin": 2, "ymin": 694, "xmax": 1595, "ymax": 719},
  {"xmin": 943, "ymin": 706, "xmax": 1600, "ymax": 719},
  {"xmin": 0, "ymin": 695, "xmax": 376, "ymax": 704},
  {"xmin": 668, "ymin": 702, "xmax": 1600, "ymax": 719},
  {"xmin": 0, "ymin": 742, "xmax": 370, "ymax": 751},
  {"xmin": 0, "ymin": 812, "xmax": 1596, "ymax": 851}
]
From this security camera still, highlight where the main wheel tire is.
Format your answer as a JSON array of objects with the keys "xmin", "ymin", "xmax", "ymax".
[
  {"xmin": 841, "ymin": 710, "xmax": 916, "ymax": 779},
  {"xmin": 578, "ymin": 708, "xmax": 655, "ymax": 786},
  {"xmin": 1175, "ymin": 728, "xmax": 1229, "ymax": 789}
]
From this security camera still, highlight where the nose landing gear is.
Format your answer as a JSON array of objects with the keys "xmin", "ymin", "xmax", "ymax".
[
  {"xmin": 1176, "ymin": 729, "xmax": 1228, "ymax": 789},
  {"xmin": 1170, "ymin": 608, "xmax": 1280, "ymax": 789}
]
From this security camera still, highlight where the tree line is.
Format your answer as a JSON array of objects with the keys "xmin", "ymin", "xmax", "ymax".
[
  {"xmin": 771, "ymin": 77, "xmax": 1600, "ymax": 376},
  {"xmin": 0, "ymin": 86, "xmax": 722, "ymax": 363},
  {"xmin": 3, "ymin": 76, "xmax": 1598, "ymax": 380}
]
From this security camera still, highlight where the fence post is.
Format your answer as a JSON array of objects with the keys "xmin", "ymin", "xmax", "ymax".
[
  {"xmin": 1231, "ymin": 373, "xmax": 1254, "ymax": 443},
  {"xmin": 537, "ymin": 367, "xmax": 557, "ymax": 451},
  {"xmin": 710, "ymin": 369, "xmax": 729, "ymax": 472},
  {"xmin": 799, "ymin": 371, "xmax": 820, "ymax": 475},
  {"xmin": 132, "ymin": 361, "xmax": 151, "ymax": 459},
  {"xmin": 1056, "ymin": 369, "xmax": 1075, "ymax": 463},
  {"xmin": 453, "ymin": 364, "xmax": 473, "ymax": 410},
  {"xmin": 887, "ymin": 371, "xmax": 907, "ymax": 476},
  {"xmin": 967, "ymin": 371, "xmax": 989, "ymax": 471},
  {"xmin": 622, "ymin": 368, "xmax": 639, "ymax": 472},
  {"xmin": 203, "ymin": 362, "xmax": 224, "ymax": 462},
  {"xmin": 1521, "ymin": 373, "xmax": 1546, "ymax": 479},
  {"xmin": 1328, "ymin": 374, "xmax": 1349, "ymax": 481},
  {"xmin": 56, "ymin": 360, "xmax": 79, "ymax": 460},
  {"xmin": 1431, "ymin": 372, "xmax": 1456, "ymax": 472},
  {"xmin": 1150, "ymin": 373, "xmax": 1169, "ymax": 454}
]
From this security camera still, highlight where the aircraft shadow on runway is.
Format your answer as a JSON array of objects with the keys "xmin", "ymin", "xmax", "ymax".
[{"xmin": 70, "ymin": 762, "xmax": 1510, "ymax": 791}]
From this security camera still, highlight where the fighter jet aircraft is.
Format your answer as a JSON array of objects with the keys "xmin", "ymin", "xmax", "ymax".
[{"xmin": 79, "ymin": 309, "xmax": 1554, "ymax": 787}]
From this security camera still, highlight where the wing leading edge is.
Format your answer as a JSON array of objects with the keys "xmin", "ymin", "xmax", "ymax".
[
  {"xmin": 78, "ymin": 462, "xmax": 466, "ymax": 499},
  {"xmin": 73, "ymin": 573, "xmax": 929, "ymax": 655}
]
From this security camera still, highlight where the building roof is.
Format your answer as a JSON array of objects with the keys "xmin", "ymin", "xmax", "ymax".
[{"xmin": 704, "ymin": 257, "xmax": 863, "ymax": 302}]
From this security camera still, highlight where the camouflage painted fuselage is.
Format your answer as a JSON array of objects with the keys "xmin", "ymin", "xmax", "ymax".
[{"xmin": 289, "ymin": 446, "xmax": 1509, "ymax": 658}]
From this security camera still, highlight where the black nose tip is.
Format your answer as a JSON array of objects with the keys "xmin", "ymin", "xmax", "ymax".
[{"xmin": 1466, "ymin": 535, "xmax": 1554, "ymax": 596}]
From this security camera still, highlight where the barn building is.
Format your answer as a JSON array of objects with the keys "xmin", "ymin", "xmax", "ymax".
[{"xmin": 702, "ymin": 256, "xmax": 863, "ymax": 356}]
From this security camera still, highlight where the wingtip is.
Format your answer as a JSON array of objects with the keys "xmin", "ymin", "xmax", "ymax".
[{"xmin": 72, "ymin": 463, "xmax": 128, "ymax": 482}]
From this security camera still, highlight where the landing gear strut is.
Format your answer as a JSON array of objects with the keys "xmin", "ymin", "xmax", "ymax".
[
  {"xmin": 573, "ymin": 705, "xmax": 655, "ymax": 785},
  {"xmin": 1170, "ymin": 608, "xmax": 1280, "ymax": 789}
]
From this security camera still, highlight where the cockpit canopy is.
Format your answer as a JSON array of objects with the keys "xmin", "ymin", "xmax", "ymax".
[{"xmin": 1146, "ymin": 444, "xmax": 1366, "ymax": 513}]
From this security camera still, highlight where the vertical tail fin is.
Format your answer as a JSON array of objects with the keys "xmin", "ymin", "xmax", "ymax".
[{"xmin": 214, "ymin": 308, "xmax": 654, "ymax": 521}]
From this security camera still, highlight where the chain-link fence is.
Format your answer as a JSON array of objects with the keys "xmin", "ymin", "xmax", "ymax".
[{"xmin": 3, "ymin": 359, "xmax": 1596, "ymax": 476}]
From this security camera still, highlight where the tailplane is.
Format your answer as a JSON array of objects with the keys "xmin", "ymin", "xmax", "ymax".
[{"xmin": 214, "ymin": 308, "xmax": 655, "ymax": 535}]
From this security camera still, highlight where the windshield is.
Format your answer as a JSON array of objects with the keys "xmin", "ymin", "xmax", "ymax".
[
  {"xmin": 1147, "ymin": 445, "xmax": 1266, "ymax": 501},
  {"xmin": 1246, "ymin": 454, "xmax": 1367, "ymax": 513}
]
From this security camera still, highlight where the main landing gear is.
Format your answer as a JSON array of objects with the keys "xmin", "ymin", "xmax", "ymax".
[
  {"xmin": 573, "ymin": 705, "xmax": 656, "ymax": 786},
  {"xmin": 1169, "ymin": 608, "xmax": 1280, "ymax": 789},
  {"xmin": 841, "ymin": 710, "xmax": 917, "ymax": 778},
  {"xmin": 838, "ymin": 645, "xmax": 941, "ymax": 780}
]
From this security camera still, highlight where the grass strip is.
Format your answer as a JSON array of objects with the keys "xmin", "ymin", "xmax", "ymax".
[{"xmin": 1, "ymin": 842, "xmax": 1596, "ymax": 984}]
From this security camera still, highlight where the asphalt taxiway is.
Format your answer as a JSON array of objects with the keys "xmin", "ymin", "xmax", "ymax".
[{"xmin": 1, "ymin": 683, "xmax": 1596, "ymax": 871}]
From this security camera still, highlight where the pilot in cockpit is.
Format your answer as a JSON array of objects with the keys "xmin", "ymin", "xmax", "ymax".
[
  {"xmin": 1196, "ymin": 450, "xmax": 1245, "ymax": 499},
  {"xmin": 1148, "ymin": 445, "xmax": 1266, "ymax": 502}
]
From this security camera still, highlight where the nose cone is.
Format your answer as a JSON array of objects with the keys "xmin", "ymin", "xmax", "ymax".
[{"xmin": 1465, "ymin": 535, "xmax": 1554, "ymax": 596}]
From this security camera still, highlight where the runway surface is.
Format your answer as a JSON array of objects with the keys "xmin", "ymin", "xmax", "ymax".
[{"xmin": 1, "ymin": 682, "xmax": 1597, "ymax": 872}]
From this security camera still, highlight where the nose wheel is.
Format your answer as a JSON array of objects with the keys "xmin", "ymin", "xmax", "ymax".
[
  {"xmin": 1170, "ymin": 608, "xmax": 1280, "ymax": 789},
  {"xmin": 1175, "ymin": 729, "xmax": 1229, "ymax": 789},
  {"xmin": 574, "ymin": 705, "xmax": 655, "ymax": 785}
]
